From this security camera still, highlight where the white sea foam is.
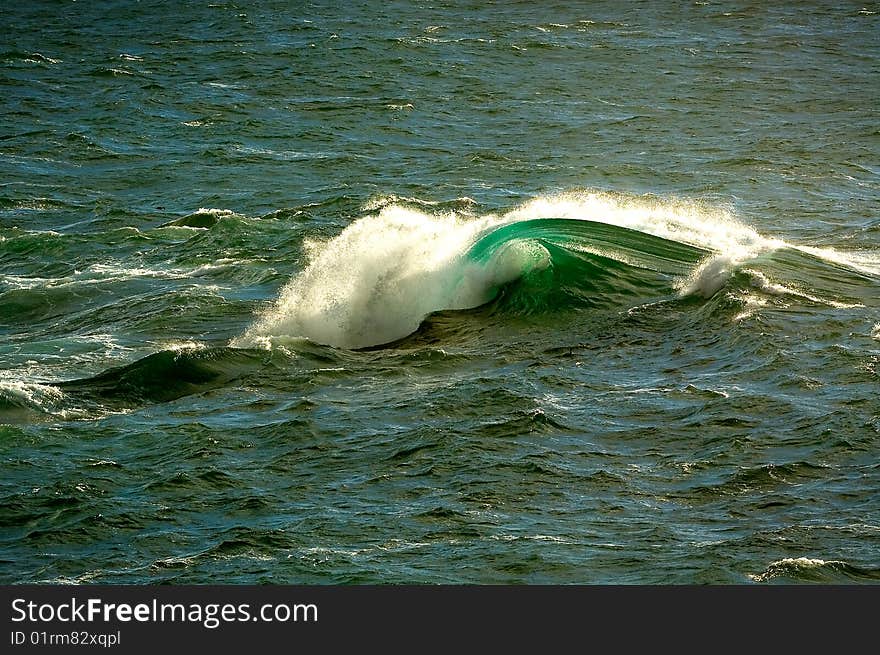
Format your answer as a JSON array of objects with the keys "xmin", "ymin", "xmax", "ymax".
[
  {"xmin": 731, "ymin": 266, "xmax": 865, "ymax": 321},
  {"xmin": 24, "ymin": 52, "xmax": 61, "ymax": 64},
  {"xmin": 748, "ymin": 556, "xmax": 841, "ymax": 582},
  {"xmin": 0, "ymin": 380, "xmax": 90, "ymax": 419},
  {"xmin": 1, "ymin": 257, "xmax": 242, "ymax": 292},
  {"xmin": 0, "ymin": 380, "xmax": 65, "ymax": 407},
  {"xmin": 232, "ymin": 205, "xmax": 534, "ymax": 348},
  {"xmin": 157, "ymin": 340, "xmax": 209, "ymax": 353},
  {"xmin": 743, "ymin": 270, "xmax": 863, "ymax": 309},
  {"xmin": 796, "ymin": 245, "xmax": 880, "ymax": 277},
  {"xmin": 0, "ymin": 274, "xmax": 55, "ymax": 290},
  {"xmin": 676, "ymin": 255, "xmax": 742, "ymax": 298},
  {"xmin": 191, "ymin": 207, "xmax": 235, "ymax": 220}
]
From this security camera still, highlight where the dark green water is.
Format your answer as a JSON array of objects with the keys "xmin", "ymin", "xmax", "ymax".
[{"xmin": 1, "ymin": 1, "xmax": 879, "ymax": 584}]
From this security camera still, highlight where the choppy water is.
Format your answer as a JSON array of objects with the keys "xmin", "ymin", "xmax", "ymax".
[{"xmin": 2, "ymin": 1, "xmax": 879, "ymax": 584}]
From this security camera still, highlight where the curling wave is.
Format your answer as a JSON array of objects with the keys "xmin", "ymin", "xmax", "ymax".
[{"xmin": 231, "ymin": 190, "xmax": 877, "ymax": 349}]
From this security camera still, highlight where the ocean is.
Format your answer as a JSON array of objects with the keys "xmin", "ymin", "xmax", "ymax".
[{"xmin": 1, "ymin": 0, "xmax": 878, "ymax": 584}]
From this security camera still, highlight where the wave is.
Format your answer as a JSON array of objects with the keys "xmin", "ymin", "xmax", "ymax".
[
  {"xmin": 158, "ymin": 208, "xmax": 236, "ymax": 229},
  {"xmin": 232, "ymin": 190, "xmax": 877, "ymax": 350},
  {"xmin": 53, "ymin": 346, "xmax": 269, "ymax": 408},
  {"xmin": 0, "ymin": 381, "xmax": 76, "ymax": 421},
  {"xmin": 0, "ymin": 347, "xmax": 276, "ymax": 423},
  {"xmin": 749, "ymin": 557, "xmax": 880, "ymax": 584}
]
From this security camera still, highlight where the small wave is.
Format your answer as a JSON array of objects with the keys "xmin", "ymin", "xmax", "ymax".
[
  {"xmin": 2, "ymin": 346, "xmax": 272, "ymax": 421},
  {"xmin": 230, "ymin": 145, "xmax": 348, "ymax": 162},
  {"xmin": 740, "ymin": 270, "xmax": 864, "ymax": 309},
  {"xmin": 0, "ymin": 381, "xmax": 93, "ymax": 422},
  {"xmin": 0, "ymin": 381, "xmax": 65, "ymax": 410},
  {"xmin": 362, "ymin": 194, "xmax": 478, "ymax": 213},
  {"xmin": 54, "ymin": 346, "xmax": 270, "ymax": 409},
  {"xmin": 1, "ymin": 260, "xmax": 225, "ymax": 296},
  {"xmin": 22, "ymin": 52, "xmax": 62, "ymax": 65},
  {"xmin": 749, "ymin": 557, "xmax": 880, "ymax": 583},
  {"xmin": 158, "ymin": 208, "xmax": 236, "ymax": 229}
]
